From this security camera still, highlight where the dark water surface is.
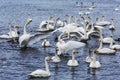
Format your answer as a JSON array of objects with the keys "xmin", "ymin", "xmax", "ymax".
[{"xmin": 0, "ymin": 0, "xmax": 120, "ymax": 80}]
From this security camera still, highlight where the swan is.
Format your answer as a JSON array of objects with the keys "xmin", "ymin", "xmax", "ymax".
[
  {"xmin": 89, "ymin": 50, "xmax": 101, "ymax": 68},
  {"xmin": 56, "ymin": 33, "xmax": 85, "ymax": 55},
  {"xmin": 85, "ymin": 49, "xmax": 93, "ymax": 63},
  {"xmin": 96, "ymin": 39, "xmax": 116, "ymax": 54},
  {"xmin": 96, "ymin": 16, "xmax": 111, "ymax": 26},
  {"xmin": 41, "ymin": 39, "xmax": 50, "ymax": 47},
  {"xmin": 29, "ymin": 57, "xmax": 52, "ymax": 78},
  {"xmin": 109, "ymin": 19, "xmax": 115, "ymax": 30},
  {"xmin": 51, "ymin": 47, "xmax": 61, "ymax": 63},
  {"xmin": 115, "ymin": 5, "xmax": 119, "ymax": 11},
  {"xmin": 98, "ymin": 28, "xmax": 115, "ymax": 44},
  {"xmin": 0, "ymin": 25, "xmax": 19, "ymax": 39},
  {"xmin": 109, "ymin": 40, "xmax": 120, "ymax": 50},
  {"xmin": 37, "ymin": 16, "xmax": 57, "ymax": 32},
  {"xmin": 67, "ymin": 50, "xmax": 79, "ymax": 67},
  {"xmin": 19, "ymin": 18, "xmax": 50, "ymax": 48},
  {"xmin": 57, "ymin": 19, "xmax": 67, "ymax": 27},
  {"xmin": 85, "ymin": 9, "xmax": 91, "ymax": 15},
  {"xmin": 89, "ymin": 2, "xmax": 95, "ymax": 10},
  {"xmin": 79, "ymin": 9, "xmax": 84, "ymax": 15}
]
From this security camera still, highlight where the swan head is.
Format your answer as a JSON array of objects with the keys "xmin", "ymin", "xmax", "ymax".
[
  {"xmin": 26, "ymin": 18, "xmax": 32, "ymax": 25},
  {"xmin": 84, "ymin": 20, "xmax": 89, "ymax": 25},
  {"xmin": 14, "ymin": 25, "xmax": 19, "ymax": 29},
  {"xmin": 72, "ymin": 50, "xmax": 78, "ymax": 54},
  {"xmin": 94, "ymin": 49, "xmax": 99, "ymax": 53},
  {"xmin": 45, "ymin": 56, "xmax": 52, "ymax": 61}
]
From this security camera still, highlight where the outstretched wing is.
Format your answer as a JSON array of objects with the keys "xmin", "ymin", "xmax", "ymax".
[
  {"xmin": 28, "ymin": 33, "xmax": 50, "ymax": 46},
  {"xmin": 65, "ymin": 41, "xmax": 86, "ymax": 51}
]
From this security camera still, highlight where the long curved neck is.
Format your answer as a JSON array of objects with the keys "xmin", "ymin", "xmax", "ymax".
[
  {"xmin": 23, "ymin": 22, "xmax": 29, "ymax": 34},
  {"xmin": 14, "ymin": 27, "xmax": 18, "ymax": 37},
  {"xmin": 99, "ymin": 29, "xmax": 103, "ymax": 40},
  {"xmin": 84, "ymin": 23, "xmax": 87, "ymax": 37},
  {"xmin": 93, "ymin": 52, "xmax": 96, "ymax": 62},
  {"xmin": 110, "ymin": 40, "xmax": 113, "ymax": 48},
  {"xmin": 98, "ymin": 40, "xmax": 103, "ymax": 50},
  {"xmin": 9, "ymin": 25, "xmax": 12, "ymax": 37},
  {"xmin": 45, "ymin": 60, "xmax": 50, "ymax": 73},
  {"xmin": 72, "ymin": 53, "xmax": 75, "ymax": 60},
  {"xmin": 68, "ymin": 16, "xmax": 72, "ymax": 24},
  {"xmin": 112, "ymin": 20, "xmax": 114, "ymax": 26},
  {"xmin": 74, "ymin": 17, "xmax": 77, "ymax": 24}
]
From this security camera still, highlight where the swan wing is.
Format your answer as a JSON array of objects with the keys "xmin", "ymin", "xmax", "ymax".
[
  {"xmin": 65, "ymin": 41, "xmax": 85, "ymax": 51},
  {"xmin": 28, "ymin": 33, "xmax": 50, "ymax": 46},
  {"xmin": 29, "ymin": 69, "xmax": 50, "ymax": 77}
]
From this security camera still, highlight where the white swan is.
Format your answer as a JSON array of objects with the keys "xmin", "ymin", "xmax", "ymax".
[
  {"xmin": 96, "ymin": 16, "xmax": 110, "ymax": 26},
  {"xmin": 0, "ymin": 25, "xmax": 19, "ymax": 39},
  {"xmin": 115, "ymin": 5, "xmax": 119, "ymax": 11},
  {"xmin": 19, "ymin": 18, "xmax": 50, "ymax": 48},
  {"xmin": 51, "ymin": 47, "xmax": 61, "ymax": 63},
  {"xmin": 96, "ymin": 39, "xmax": 116, "ymax": 54},
  {"xmin": 37, "ymin": 16, "xmax": 56, "ymax": 32},
  {"xmin": 41, "ymin": 39, "xmax": 50, "ymax": 47},
  {"xmin": 56, "ymin": 35, "xmax": 85, "ymax": 55},
  {"xmin": 89, "ymin": 50, "xmax": 101, "ymax": 68},
  {"xmin": 109, "ymin": 40, "xmax": 120, "ymax": 50},
  {"xmin": 109, "ymin": 19, "xmax": 115, "ymax": 30},
  {"xmin": 85, "ymin": 49, "xmax": 93, "ymax": 63},
  {"xmin": 67, "ymin": 50, "xmax": 79, "ymax": 67},
  {"xmin": 29, "ymin": 57, "xmax": 51, "ymax": 78},
  {"xmin": 99, "ymin": 29, "xmax": 115, "ymax": 44}
]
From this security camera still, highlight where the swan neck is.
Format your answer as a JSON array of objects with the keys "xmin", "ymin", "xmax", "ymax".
[
  {"xmin": 68, "ymin": 16, "xmax": 71, "ymax": 24},
  {"xmin": 93, "ymin": 52, "xmax": 96, "ymax": 62},
  {"xmin": 99, "ymin": 40, "xmax": 103, "ymax": 50},
  {"xmin": 84, "ymin": 24, "xmax": 87, "ymax": 37},
  {"xmin": 110, "ymin": 40, "xmax": 113, "ymax": 48},
  {"xmin": 9, "ymin": 26, "xmax": 12, "ymax": 37},
  {"xmin": 100, "ymin": 29, "xmax": 103, "ymax": 40},
  {"xmin": 74, "ymin": 17, "xmax": 77, "ymax": 24},
  {"xmin": 45, "ymin": 59, "xmax": 50, "ymax": 73},
  {"xmin": 23, "ymin": 23, "xmax": 27, "ymax": 34},
  {"xmin": 72, "ymin": 53, "xmax": 75, "ymax": 60},
  {"xmin": 14, "ymin": 27, "xmax": 18, "ymax": 37}
]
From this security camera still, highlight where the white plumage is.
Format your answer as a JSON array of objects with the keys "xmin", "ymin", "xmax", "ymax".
[
  {"xmin": 67, "ymin": 50, "xmax": 79, "ymax": 67},
  {"xmin": 29, "ymin": 57, "xmax": 51, "ymax": 78}
]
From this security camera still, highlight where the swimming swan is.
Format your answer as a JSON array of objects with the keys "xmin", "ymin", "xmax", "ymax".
[
  {"xmin": 51, "ymin": 47, "xmax": 61, "ymax": 63},
  {"xmin": 19, "ymin": 18, "xmax": 50, "ymax": 48},
  {"xmin": 89, "ymin": 50, "xmax": 101, "ymax": 68},
  {"xmin": 29, "ymin": 57, "xmax": 52, "ymax": 78},
  {"xmin": 67, "ymin": 50, "xmax": 79, "ymax": 67}
]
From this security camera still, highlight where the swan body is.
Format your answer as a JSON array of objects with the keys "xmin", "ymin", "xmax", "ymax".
[
  {"xmin": 51, "ymin": 47, "xmax": 61, "ymax": 63},
  {"xmin": 97, "ymin": 39, "xmax": 115, "ymax": 54},
  {"xmin": 102, "ymin": 37, "xmax": 115, "ymax": 44},
  {"xmin": 96, "ymin": 16, "xmax": 110, "ymax": 26},
  {"xmin": 19, "ymin": 18, "xmax": 49, "ymax": 48},
  {"xmin": 0, "ymin": 25, "xmax": 19, "ymax": 39},
  {"xmin": 110, "ymin": 41, "xmax": 120, "ymax": 50},
  {"xmin": 67, "ymin": 50, "xmax": 79, "ymax": 67},
  {"xmin": 85, "ymin": 56, "xmax": 93, "ymax": 63},
  {"xmin": 89, "ymin": 50, "xmax": 101, "ymax": 68},
  {"xmin": 29, "ymin": 57, "xmax": 51, "ymax": 78},
  {"xmin": 42, "ymin": 39, "xmax": 50, "ymax": 47},
  {"xmin": 96, "ymin": 21, "xmax": 110, "ymax": 26},
  {"xmin": 56, "ymin": 40, "xmax": 85, "ymax": 55},
  {"xmin": 109, "ymin": 19, "xmax": 115, "ymax": 30},
  {"xmin": 99, "ymin": 28, "xmax": 115, "ymax": 44},
  {"xmin": 97, "ymin": 48, "xmax": 115, "ymax": 54}
]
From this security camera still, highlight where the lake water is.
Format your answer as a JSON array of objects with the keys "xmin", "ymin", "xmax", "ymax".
[{"xmin": 0, "ymin": 0, "xmax": 120, "ymax": 80}]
